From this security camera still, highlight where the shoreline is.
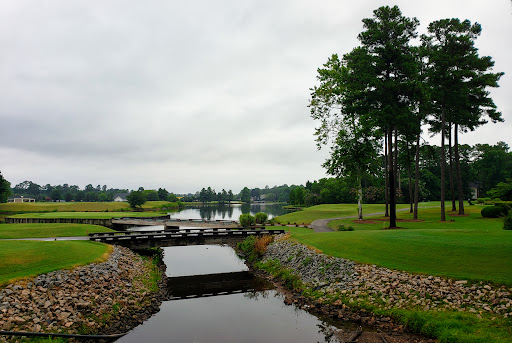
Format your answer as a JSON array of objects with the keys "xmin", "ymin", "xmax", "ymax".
[
  {"xmin": 0, "ymin": 246, "xmax": 167, "ymax": 342},
  {"xmin": 241, "ymin": 235, "xmax": 512, "ymax": 342}
]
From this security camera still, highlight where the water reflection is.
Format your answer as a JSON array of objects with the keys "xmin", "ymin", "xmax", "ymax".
[
  {"xmin": 167, "ymin": 271, "xmax": 274, "ymax": 300},
  {"xmin": 117, "ymin": 245, "xmax": 347, "ymax": 343},
  {"xmin": 170, "ymin": 203, "xmax": 290, "ymax": 221}
]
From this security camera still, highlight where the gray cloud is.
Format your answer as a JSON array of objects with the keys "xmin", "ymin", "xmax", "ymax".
[{"xmin": 1, "ymin": 0, "xmax": 510, "ymax": 193}]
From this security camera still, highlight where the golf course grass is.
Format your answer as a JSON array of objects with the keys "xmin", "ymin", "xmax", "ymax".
[
  {"xmin": 8, "ymin": 211, "xmax": 165, "ymax": 219},
  {"xmin": 0, "ymin": 200, "xmax": 178, "ymax": 213},
  {"xmin": 0, "ymin": 240, "xmax": 111, "ymax": 286},
  {"xmin": 0, "ymin": 223, "xmax": 113, "ymax": 239},
  {"xmin": 275, "ymin": 202, "xmax": 440, "ymax": 225},
  {"xmin": 281, "ymin": 203, "xmax": 512, "ymax": 285}
]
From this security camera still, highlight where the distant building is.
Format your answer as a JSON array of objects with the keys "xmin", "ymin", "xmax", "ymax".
[
  {"xmin": 113, "ymin": 193, "xmax": 129, "ymax": 202},
  {"xmin": 8, "ymin": 196, "xmax": 36, "ymax": 203},
  {"xmin": 468, "ymin": 182, "xmax": 480, "ymax": 200}
]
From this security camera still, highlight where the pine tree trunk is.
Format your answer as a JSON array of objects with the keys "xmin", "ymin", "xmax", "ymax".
[
  {"xmin": 448, "ymin": 123, "xmax": 457, "ymax": 212},
  {"xmin": 357, "ymin": 175, "xmax": 363, "ymax": 220},
  {"xmin": 440, "ymin": 107, "xmax": 447, "ymax": 222},
  {"xmin": 407, "ymin": 142, "xmax": 413, "ymax": 213},
  {"xmin": 388, "ymin": 128, "xmax": 397, "ymax": 228},
  {"xmin": 384, "ymin": 133, "xmax": 389, "ymax": 217},
  {"xmin": 413, "ymin": 134, "xmax": 420, "ymax": 220},
  {"xmin": 394, "ymin": 130, "xmax": 399, "ymax": 195},
  {"xmin": 454, "ymin": 124, "xmax": 465, "ymax": 215}
]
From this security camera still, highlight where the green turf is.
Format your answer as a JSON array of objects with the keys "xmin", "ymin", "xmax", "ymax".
[
  {"xmin": 0, "ymin": 201, "xmax": 130, "ymax": 212},
  {"xmin": 8, "ymin": 211, "xmax": 165, "ymax": 219},
  {"xmin": 275, "ymin": 202, "xmax": 439, "ymax": 224},
  {"xmin": 0, "ymin": 223, "xmax": 113, "ymax": 239},
  {"xmin": 285, "ymin": 204, "xmax": 512, "ymax": 285},
  {"xmin": 0, "ymin": 200, "xmax": 175, "ymax": 213},
  {"xmin": 0, "ymin": 240, "xmax": 110, "ymax": 286}
]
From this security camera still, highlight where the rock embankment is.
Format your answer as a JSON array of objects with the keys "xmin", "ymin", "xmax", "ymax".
[
  {"xmin": 264, "ymin": 235, "xmax": 512, "ymax": 319},
  {"xmin": 0, "ymin": 246, "xmax": 165, "ymax": 341}
]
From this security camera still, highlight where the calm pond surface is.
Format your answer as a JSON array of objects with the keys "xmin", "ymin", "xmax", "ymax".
[
  {"xmin": 169, "ymin": 203, "xmax": 290, "ymax": 221},
  {"xmin": 116, "ymin": 245, "xmax": 351, "ymax": 343}
]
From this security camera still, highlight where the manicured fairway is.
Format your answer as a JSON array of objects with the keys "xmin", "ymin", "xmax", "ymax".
[
  {"xmin": 0, "ymin": 200, "xmax": 175, "ymax": 212},
  {"xmin": 8, "ymin": 211, "xmax": 165, "ymax": 219},
  {"xmin": 0, "ymin": 241, "xmax": 111, "ymax": 286},
  {"xmin": 280, "ymin": 203, "xmax": 512, "ymax": 285},
  {"xmin": 0, "ymin": 201, "xmax": 130, "ymax": 212},
  {"xmin": 0, "ymin": 223, "xmax": 113, "ymax": 239},
  {"xmin": 275, "ymin": 202, "xmax": 438, "ymax": 224}
]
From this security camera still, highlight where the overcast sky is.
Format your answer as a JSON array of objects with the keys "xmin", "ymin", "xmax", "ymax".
[{"xmin": 1, "ymin": 0, "xmax": 511, "ymax": 194}]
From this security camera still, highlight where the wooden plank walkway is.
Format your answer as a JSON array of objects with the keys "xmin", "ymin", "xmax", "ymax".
[{"xmin": 89, "ymin": 228, "xmax": 286, "ymax": 248}]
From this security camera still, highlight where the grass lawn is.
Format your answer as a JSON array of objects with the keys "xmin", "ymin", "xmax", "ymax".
[
  {"xmin": 0, "ymin": 201, "xmax": 130, "ymax": 212},
  {"xmin": 8, "ymin": 211, "xmax": 166, "ymax": 219},
  {"xmin": 275, "ymin": 202, "xmax": 440, "ymax": 225},
  {"xmin": 0, "ymin": 223, "xmax": 113, "ymax": 239},
  {"xmin": 283, "ymin": 204, "xmax": 512, "ymax": 285},
  {"xmin": 0, "ymin": 241, "xmax": 111, "ymax": 286},
  {"xmin": 0, "ymin": 201, "xmax": 176, "ymax": 213}
]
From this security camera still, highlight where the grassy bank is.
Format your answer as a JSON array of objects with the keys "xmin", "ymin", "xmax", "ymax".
[
  {"xmin": 0, "ymin": 200, "xmax": 180, "ymax": 213},
  {"xmin": 257, "ymin": 257, "xmax": 512, "ymax": 343},
  {"xmin": 0, "ymin": 241, "xmax": 111, "ymax": 286},
  {"xmin": 283, "ymin": 204, "xmax": 512, "ymax": 285},
  {"xmin": 8, "ymin": 211, "xmax": 165, "ymax": 219},
  {"xmin": 0, "ymin": 202, "xmax": 129, "ymax": 212},
  {"xmin": 0, "ymin": 223, "xmax": 113, "ymax": 239},
  {"xmin": 274, "ymin": 202, "xmax": 431, "ymax": 224}
]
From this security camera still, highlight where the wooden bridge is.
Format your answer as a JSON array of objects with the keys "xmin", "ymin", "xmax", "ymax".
[
  {"xmin": 111, "ymin": 217, "xmax": 239, "ymax": 230},
  {"xmin": 89, "ymin": 227, "xmax": 286, "ymax": 249}
]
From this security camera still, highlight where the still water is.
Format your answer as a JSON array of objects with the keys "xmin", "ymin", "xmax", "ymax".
[
  {"xmin": 169, "ymin": 203, "xmax": 290, "ymax": 221},
  {"xmin": 117, "ymin": 245, "xmax": 348, "ymax": 343}
]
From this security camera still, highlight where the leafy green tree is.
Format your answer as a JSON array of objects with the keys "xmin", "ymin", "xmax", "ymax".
[
  {"xmin": 143, "ymin": 190, "xmax": 159, "ymax": 201},
  {"xmin": 422, "ymin": 18, "xmax": 503, "ymax": 217},
  {"xmin": 240, "ymin": 187, "xmax": 251, "ymax": 203},
  {"xmin": 0, "ymin": 172, "xmax": 11, "ymax": 203},
  {"xmin": 357, "ymin": 6, "xmax": 419, "ymax": 227},
  {"xmin": 311, "ymin": 6, "xmax": 419, "ymax": 227},
  {"xmin": 487, "ymin": 179, "xmax": 512, "ymax": 201},
  {"xmin": 50, "ymin": 189, "xmax": 62, "ymax": 201},
  {"xmin": 473, "ymin": 142, "xmax": 512, "ymax": 194},
  {"xmin": 288, "ymin": 188, "xmax": 296, "ymax": 205},
  {"xmin": 127, "ymin": 191, "xmax": 146, "ymax": 208},
  {"xmin": 157, "ymin": 188, "xmax": 169, "ymax": 201}
]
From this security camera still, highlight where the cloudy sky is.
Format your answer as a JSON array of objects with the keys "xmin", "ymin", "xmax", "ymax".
[{"xmin": 1, "ymin": 0, "xmax": 511, "ymax": 194}]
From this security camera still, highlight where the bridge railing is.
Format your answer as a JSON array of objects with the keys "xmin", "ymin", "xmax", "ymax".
[{"xmin": 89, "ymin": 229, "xmax": 286, "ymax": 242}]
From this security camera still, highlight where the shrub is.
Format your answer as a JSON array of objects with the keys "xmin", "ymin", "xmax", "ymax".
[
  {"xmin": 237, "ymin": 235, "xmax": 273, "ymax": 262},
  {"xmin": 337, "ymin": 224, "xmax": 355, "ymax": 231},
  {"xmin": 504, "ymin": 212, "xmax": 512, "ymax": 230},
  {"xmin": 481, "ymin": 206, "xmax": 507, "ymax": 218},
  {"xmin": 494, "ymin": 201, "xmax": 512, "ymax": 214},
  {"xmin": 254, "ymin": 212, "xmax": 268, "ymax": 225},
  {"xmin": 476, "ymin": 198, "xmax": 490, "ymax": 204},
  {"xmin": 239, "ymin": 213, "xmax": 256, "ymax": 227}
]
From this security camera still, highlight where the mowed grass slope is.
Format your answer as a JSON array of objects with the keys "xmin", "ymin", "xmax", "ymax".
[
  {"xmin": 0, "ymin": 241, "xmax": 111, "ymax": 286},
  {"xmin": 282, "ymin": 204, "xmax": 512, "ymax": 285},
  {"xmin": 0, "ymin": 201, "xmax": 129, "ymax": 212},
  {"xmin": 9, "ymin": 211, "xmax": 165, "ymax": 219},
  {"xmin": 0, "ymin": 223, "xmax": 113, "ymax": 239},
  {"xmin": 0, "ymin": 201, "xmax": 175, "ymax": 213},
  {"xmin": 275, "ymin": 202, "xmax": 438, "ymax": 225}
]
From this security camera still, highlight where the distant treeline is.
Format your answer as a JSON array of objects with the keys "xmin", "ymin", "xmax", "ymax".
[
  {"xmin": 2, "ymin": 141, "xmax": 511, "ymax": 205},
  {"xmin": 288, "ymin": 141, "xmax": 512, "ymax": 206}
]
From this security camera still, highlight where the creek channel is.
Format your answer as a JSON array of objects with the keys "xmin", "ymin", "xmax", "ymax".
[
  {"xmin": 116, "ymin": 204, "xmax": 358, "ymax": 342},
  {"xmin": 116, "ymin": 244, "xmax": 359, "ymax": 343}
]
